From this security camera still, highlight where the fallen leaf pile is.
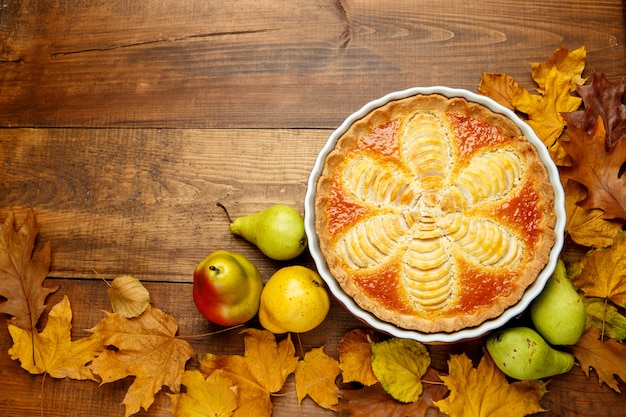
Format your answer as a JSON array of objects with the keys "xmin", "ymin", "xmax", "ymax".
[
  {"xmin": 480, "ymin": 45, "xmax": 626, "ymax": 394},
  {"xmin": 2, "ymin": 45, "xmax": 626, "ymax": 417}
]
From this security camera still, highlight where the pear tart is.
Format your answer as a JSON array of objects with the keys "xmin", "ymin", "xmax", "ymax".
[{"xmin": 315, "ymin": 94, "xmax": 556, "ymax": 333}]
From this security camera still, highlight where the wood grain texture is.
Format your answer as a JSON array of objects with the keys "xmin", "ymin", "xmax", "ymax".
[
  {"xmin": 0, "ymin": 128, "xmax": 326, "ymax": 281},
  {"xmin": 1, "ymin": 0, "xmax": 625, "ymax": 416},
  {"xmin": 1, "ymin": 0, "xmax": 624, "ymax": 128}
]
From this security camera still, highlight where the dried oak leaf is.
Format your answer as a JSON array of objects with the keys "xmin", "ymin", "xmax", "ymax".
[
  {"xmin": 434, "ymin": 353, "xmax": 546, "ymax": 417},
  {"xmin": 479, "ymin": 45, "xmax": 586, "ymax": 163},
  {"xmin": 107, "ymin": 275, "xmax": 151, "ymax": 318},
  {"xmin": 563, "ymin": 179, "xmax": 624, "ymax": 248},
  {"xmin": 0, "ymin": 210, "xmax": 58, "ymax": 330},
  {"xmin": 337, "ymin": 367, "xmax": 448, "ymax": 417},
  {"xmin": 338, "ymin": 328, "xmax": 379, "ymax": 386},
  {"xmin": 295, "ymin": 346, "xmax": 341, "ymax": 410},
  {"xmin": 370, "ymin": 337, "xmax": 431, "ymax": 403},
  {"xmin": 568, "ymin": 328, "xmax": 626, "ymax": 392},
  {"xmin": 168, "ymin": 369, "xmax": 238, "ymax": 417},
  {"xmin": 565, "ymin": 70, "xmax": 626, "ymax": 151},
  {"xmin": 571, "ymin": 232, "xmax": 626, "ymax": 307},
  {"xmin": 198, "ymin": 328, "xmax": 298, "ymax": 417},
  {"xmin": 559, "ymin": 116, "xmax": 626, "ymax": 220},
  {"xmin": 88, "ymin": 306, "xmax": 195, "ymax": 417},
  {"xmin": 8, "ymin": 295, "xmax": 102, "ymax": 380}
]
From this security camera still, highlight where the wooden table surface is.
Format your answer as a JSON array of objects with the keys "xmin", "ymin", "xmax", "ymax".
[{"xmin": 1, "ymin": 1, "xmax": 625, "ymax": 416}]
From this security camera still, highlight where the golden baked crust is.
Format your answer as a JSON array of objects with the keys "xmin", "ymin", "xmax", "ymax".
[{"xmin": 315, "ymin": 94, "xmax": 556, "ymax": 333}]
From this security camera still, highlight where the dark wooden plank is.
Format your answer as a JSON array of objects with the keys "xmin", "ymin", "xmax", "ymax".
[
  {"xmin": 1, "ymin": 0, "xmax": 624, "ymax": 128},
  {"xmin": 0, "ymin": 127, "xmax": 327, "ymax": 282}
]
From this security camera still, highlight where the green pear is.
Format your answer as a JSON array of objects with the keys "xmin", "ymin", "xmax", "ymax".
[
  {"xmin": 530, "ymin": 259, "xmax": 586, "ymax": 345},
  {"xmin": 486, "ymin": 327, "xmax": 574, "ymax": 380},
  {"xmin": 219, "ymin": 203, "xmax": 307, "ymax": 261}
]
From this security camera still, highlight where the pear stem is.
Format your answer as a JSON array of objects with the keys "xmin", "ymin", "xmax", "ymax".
[{"xmin": 216, "ymin": 202, "xmax": 233, "ymax": 223}]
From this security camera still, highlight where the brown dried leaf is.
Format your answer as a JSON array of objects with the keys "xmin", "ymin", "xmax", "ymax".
[
  {"xmin": 565, "ymin": 70, "xmax": 626, "ymax": 150},
  {"xmin": 559, "ymin": 116, "xmax": 626, "ymax": 220},
  {"xmin": 0, "ymin": 210, "xmax": 58, "ymax": 330},
  {"xmin": 88, "ymin": 306, "xmax": 195, "ymax": 417},
  {"xmin": 569, "ymin": 328, "xmax": 626, "ymax": 392},
  {"xmin": 337, "ymin": 367, "xmax": 447, "ymax": 417}
]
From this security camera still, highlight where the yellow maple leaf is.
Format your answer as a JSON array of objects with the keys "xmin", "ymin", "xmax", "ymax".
[
  {"xmin": 479, "ymin": 45, "xmax": 586, "ymax": 163},
  {"xmin": 88, "ymin": 306, "xmax": 195, "ymax": 417},
  {"xmin": 295, "ymin": 346, "xmax": 341, "ymax": 409},
  {"xmin": 198, "ymin": 329, "xmax": 298, "ymax": 417},
  {"xmin": 571, "ymin": 232, "xmax": 626, "ymax": 307},
  {"xmin": 338, "ymin": 329, "xmax": 379, "ymax": 386},
  {"xmin": 370, "ymin": 338, "xmax": 430, "ymax": 403},
  {"xmin": 435, "ymin": 353, "xmax": 546, "ymax": 417},
  {"xmin": 8, "ymin": 295, "xmax": 101, "ymax": 380},
  {"xmin": 563, "ymin": 179, "xmax": 624, "ymax": 249},
  {"xmin": 168, "ymin": 369, "xmax": 238, "ymax": 417}
]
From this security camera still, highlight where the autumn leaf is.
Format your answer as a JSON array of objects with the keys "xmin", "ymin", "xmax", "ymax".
[
  {"xmin": 0, "ymin": 210, "xmax": 58, "ymax": 331},
  {"xmin": 198, "ymin": 329, "xmax": 298, "ymax": 417},
  {"xmin": 338, "ymin": 329, "xmax": 379, "ymax": 386},
  {"xmin": 565, "ymin": 70, "xmax": 626, "ymax": 150},
  {"xmin": 477, "ymin": 73, "xmax": 518, "ymax": 110},
  {"xmin": 584, "ymin": 297, "xmax": 626, "ymax": 341},
  {"xmin": 568, "ymin": 328, "xmax": 626, "ymax": 392},
  {"xmin": 571, "ymin": 233, "xmax": 626, "ymax": 307},
  {"xmin": 8, "ymin": 295, "xmax": 101, "ymax": 380},
  {"xmin": 107, "ymin": 275, "xmax": 151, "ymax": 318},
  {"xmin": 337, "ymin": 368, "xmax": 448, "ymax": 417},
  {"xmin": 370, "ymin": 337, "xmax": 430, "ymax": 403},
  {"xmin": 435, "ymin": 353, "xmax": 546, "ymax": 417},
  {"xmin": 88, "ymin": 306, "xmax": 195, "ymax": 417},
  {"xmin": 563, "ymin": 179, "xmax": 624, "ymax": 248},
  {"xmin": 559, "ymin": 115, "xmax": 626, "ymax": 220},
  {"xmin": 479, "ymin": 45, "xmax": 586, "ymax": 162},
  {"xmin": 295, "ymin": 346, "xmax": 341, "ymax": 410},
  {"xmin": 168, "ymin": 370, "xmax": 238, "ymax": 417}
]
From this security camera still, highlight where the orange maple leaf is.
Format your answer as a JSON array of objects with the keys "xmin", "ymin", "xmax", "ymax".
[
  {"xmin": 337, "ymin": 367, "xmax": 447, "ymax": 417},
  {"xmin": 295, "ymin": 346, "xmax": 341, "ymax": 410},
  {"xmin": 571, "ymin": 232, "xmax": 626, "ymax": 307},
  {"xmin": 559, "ymin": 116, "xmax": 626, "ymax": 220},
  {"xmin": 434, "ymin": 353, "xmax": 546, "ymax": 417},
  {"xmin": 338, "ymin": 328, "xmax": 379, "ymax": 386},
  {"xmin": 568, "ymin": 328, "xmax": 626, "ymax": 392},
  {"xmin": 198, "ymin": 329, "xmax": 298, "ymax": 417},
  {"xmin": 479, "ymin": 45, "xmax": 586, "ymax": 163},
  {"xmin": 88, "ymin": 306, "xmax": 195, "ymax": 417},
  {"xmin": 8, "ymin": 295, "xmax": 102, "ymax": 380},
  {"xmin": 0, "ymin": 210, "xmax": 58, "ymax": 331}
]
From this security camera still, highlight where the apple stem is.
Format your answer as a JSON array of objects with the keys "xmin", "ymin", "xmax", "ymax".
[{"xmin": 216, "ymin": 202, "xmax": 233, "ymax": 223}]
